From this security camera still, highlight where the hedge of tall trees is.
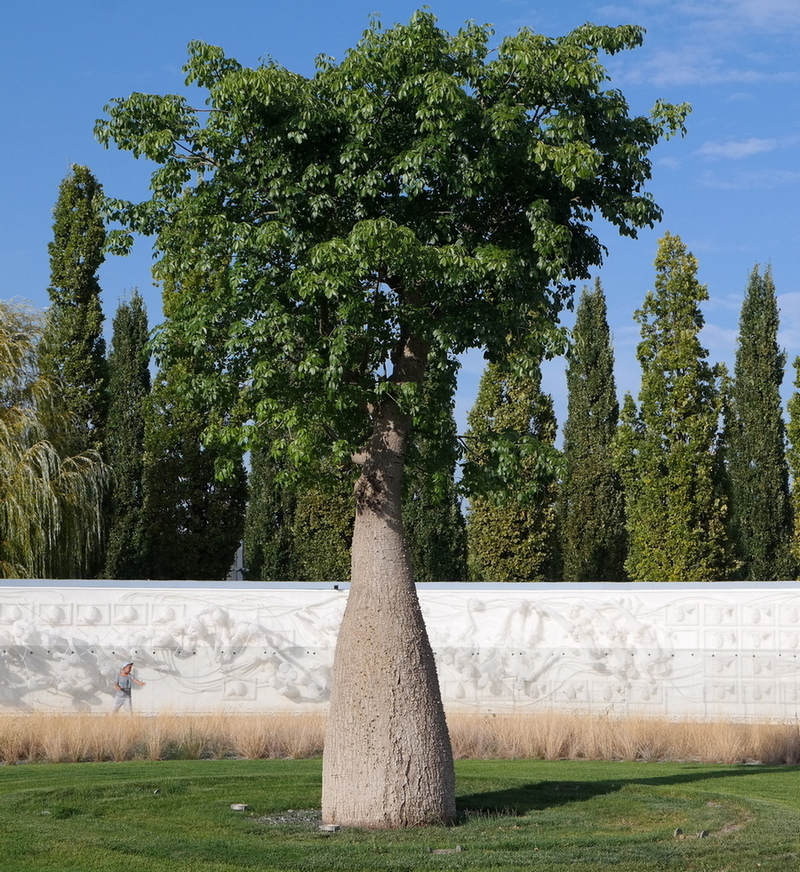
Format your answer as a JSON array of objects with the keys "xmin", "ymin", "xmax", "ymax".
[{"xmin": 13, "ymin": 170, "xmax": 800, "ymax": 582}]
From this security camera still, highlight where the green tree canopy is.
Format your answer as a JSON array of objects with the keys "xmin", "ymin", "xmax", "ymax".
[
  {"xmin": 104, "ymin": 292, "xmax": 151, "ymax": 579},
  {"xmin": 0, "ymin": 302, "xmax": 109, "ymax": 578},
  {"xmin": 727, "ymin": 266, "xmax": 794, "ymax": 580},
  {"xmin": 560, "ymin": 279, "xmax": 627, "ymax": 582},
  {"xmin": 39, "ymin": 165, "xmax": 108, "ymax": 452},
  {"xmin": 615, "ymin": 233, "xmax": 730, "ymax": 582},
  {"xmin": 96, "ymin": 11, "xmax": 687, "ymax": 827},
  {"xmin": 786, "ymin": 357, "xmax": 800, "ymax": 572},
  {"xmin": 465, "ymin": 357, "xmax": 560, "ymax": 582}
]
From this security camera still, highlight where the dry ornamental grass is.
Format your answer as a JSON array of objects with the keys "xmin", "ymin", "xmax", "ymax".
[{"xmin": 1, "ymin": 710, "xmax": 799, "ymax": 766}]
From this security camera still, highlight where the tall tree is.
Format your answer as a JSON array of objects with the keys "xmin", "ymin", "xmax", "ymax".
[
  {"xmin": 0, "ymin": 301, "xmax": 109, "ymax": 578},
  {"xmin": 103, "ymin": 292, "xmax": 151, "ymax": 579},
  {"xmin": 727, "ymin": 266, "xmax": 794, "ymax": 580},
  {"xmin": 403, "ymin": 363, "xmax": 467, "ymax": 583},
  {"xmin": 786, "ymin": 357, "xmax": 800, "ymax": 572},
  {"xmin": 464, "ymin": 358, "xmax": 560, "ymax": 582},
  {"xmin": 560, "ymin": 280, "xmax": 627, "ymax": 581},
  {"xmin": 243, "ymin": 441, "xmax": 298, "ymax": 581},
  {"xmin": 39, "ymin": 165, "xmax": 108, "ymax": 451},
  {"xmin": 141, "ymin": 362, "xmax": 248, "ymax": 580},
  {"xmin": 97, "ymin": 13, "xmax": 687, "ymax": 826},
  {"xmin": 615, "ymin": 232, "xmax": 730, "ymax": 582}
]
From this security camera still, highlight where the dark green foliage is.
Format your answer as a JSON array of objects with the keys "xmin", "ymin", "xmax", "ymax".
[
  {"xmin": 615, "ymin": 233, "xmax": 730, "ymax": 581},
  {"xmin": 403, "ymin": 470, "xmax": 467, "ymax": 583},
  {"xmin": 403, "ymin": 360, "xmax": 467, "ymax": 582},
  {"xmin": 95, "ymin": 16, "xmax": 689, "ymax": 483},
  {"xmin": 103, "ymin": 292, "xmax": 151, "ymax": 579},
  {"xmin": 786, "ymin": 357, "xmax": 800, "ymax": 573},
  {"xmin": 39, "ymin": 165, "xmax": 108, "ymax": 451},
  {"xmin": 243, "ymin": 442, "xmax": 298, "ymax": 581},
  {"xmin": 293, "ymin": 483, "xmax": 354, "ymax": 582},
  {"xmin": 727, "ymin": 266, "xmax": 794, "ymax": 580},
  {"xmin": 465, "ymin": 358, "xmax": 560, "ymax": 582},
  {"xmin": 560, "ymin": 280, "xmax": 627, "ymax": 582},
  {"xmin": 95, "ymin": 13, "xmax": 688, "ymax": 824},
  {"xmin": 142, "ymin": 366, "xmax": 247, "ymax": 580}
]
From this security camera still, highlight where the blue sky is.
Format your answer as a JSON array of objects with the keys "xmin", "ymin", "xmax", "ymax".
[{"xmin": 3, "ymin": 0, "xmax": 800, "ymax": 435}]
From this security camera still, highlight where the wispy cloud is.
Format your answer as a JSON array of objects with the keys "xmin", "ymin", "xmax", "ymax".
[
  {"xmin": 605, "ymin": 0, "xmax": 800, "ymax": 87},
  {"xmin": 618, "ymin": 45, "xmax": 798, "ymax": 87},
  {"xmin": 700, "ymin": 168, "xmax": 800, "ymax": 190},
  {"xmin": 696, "ymin": 137, "xmax": 784, "ymax": 160}
]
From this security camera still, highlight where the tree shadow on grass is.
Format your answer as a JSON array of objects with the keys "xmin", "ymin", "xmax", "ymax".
[{"xmin": 456, "ymin": 765, "xmax": 793, "ymax": 818}]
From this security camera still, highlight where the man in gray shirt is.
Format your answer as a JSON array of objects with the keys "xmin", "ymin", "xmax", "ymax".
[{"xmin": 112, "ymin": 662, "xmax": 145, "ymax": 713}]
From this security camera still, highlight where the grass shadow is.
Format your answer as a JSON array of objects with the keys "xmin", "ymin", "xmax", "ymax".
[{"xmin": 456, "ymin": 764, "xmax": 793, "ymax": 818}]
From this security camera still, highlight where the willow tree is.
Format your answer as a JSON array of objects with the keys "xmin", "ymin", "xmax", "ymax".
[
  {"xmin": 0, "ymin": 302, "xmax": 109, "ymax": 578},
  {"xmin": 96, "ymin": 12, "xmax": 687, "ymax": 826}
]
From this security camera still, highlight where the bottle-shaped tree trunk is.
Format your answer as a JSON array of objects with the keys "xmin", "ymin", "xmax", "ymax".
[{"xmin": 322, "ymin": 386, "xmax": 455, "ymax": 827}]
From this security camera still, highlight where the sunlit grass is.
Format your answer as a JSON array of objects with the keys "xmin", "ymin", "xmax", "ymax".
[{"xmin": 1, "ymin": 758, "xmax": 798, "ymax": 871}]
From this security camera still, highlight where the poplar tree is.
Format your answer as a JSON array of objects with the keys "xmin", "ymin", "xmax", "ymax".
[
  {"xmin": 103, "ymin": 292, "xmax": 151, "ymax": 579},
  {"xmin": 727, "ymin": 266, "xmax": 794, "ymax": 580},
  {"xmin": 39, "ymin": 165, "xmax": 108, "ymax": 451},
  {"xmin": 615, "ymin": 232, "xmax": 730, "ymax": 581},
  {"xmin": 560, "ymin": 280, "xmax": 627, "ymax": 581},
  {"xmin": 465, "ymin": 358, "xmax": 560, "ymax": 582}
]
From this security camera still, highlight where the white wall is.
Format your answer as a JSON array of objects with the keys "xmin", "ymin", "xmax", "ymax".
[{"xmin": 2, "ymin": 581, "xmax": 799, "ymax": 720}]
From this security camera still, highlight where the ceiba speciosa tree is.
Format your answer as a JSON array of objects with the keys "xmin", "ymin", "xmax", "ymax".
[{"xmin": 96, "ymin": 11, "xmax": 687, "ymax": 827}]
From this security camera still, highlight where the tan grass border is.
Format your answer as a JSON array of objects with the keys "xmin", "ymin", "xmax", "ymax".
[{"xmin": 1, "ymin": 711, "xmax": 798, "ymax": 765}]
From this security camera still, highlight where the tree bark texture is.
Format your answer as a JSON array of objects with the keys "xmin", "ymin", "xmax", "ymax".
[{"xmin": 322, "ymin": 370, "xmax": 456, "ymax": 827}]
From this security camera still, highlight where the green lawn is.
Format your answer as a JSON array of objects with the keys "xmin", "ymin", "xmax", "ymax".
[{"xmin": 1, "ymin": 758, "xmax": 798, "ymax": 871}]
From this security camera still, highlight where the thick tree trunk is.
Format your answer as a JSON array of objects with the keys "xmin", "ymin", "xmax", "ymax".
[{"xmin": 321, "ymin": 359, "xmax": 456, "ymax": 827}]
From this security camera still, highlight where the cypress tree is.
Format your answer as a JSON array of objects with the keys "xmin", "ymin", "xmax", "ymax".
[
  {"xmin": 727, "ymin": 266, "xmax": 794, "ymax": 580},
  {"xmin": 243, "ymin": 441, "xmax": 298, "ymax": 580},
  {"xmin": 560, "ymin": 280, "xmax": 627, "ymax": 581},
  {"xmin": 403, "ymin": 365, "xmax": 467, "ymax": 583},
  {"xmin": 103, "ymin": 292, "xmax": 151, "ymax": 579},
  {"xmin": 786, "ymin": 357, "xmax": 800, "ymax": 572},
  {"xmin": 39, "ymin": 165, "xmax": 108, "ymax": 451},
  {"xmin": 141, "ymin": 363, "xmax": 247, "ymax": 580},
  {"xmin": 614, "ymin": 232, "xmax": 730, "ymax": 581},
  {"xmin": 293, "ymin": 482, "xmax": 354, "ymax": 581},
  {"xmin": 465, "ymin": 358, "xmax": 560, "ymax": 582}
]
